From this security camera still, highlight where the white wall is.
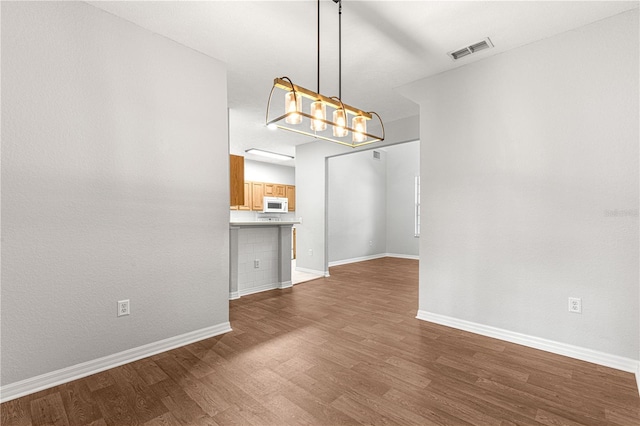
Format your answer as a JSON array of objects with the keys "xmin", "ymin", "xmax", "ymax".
[
  {"xmin": 296, "ymin": 142, "xmax": 350, "ymax": 275},
  {"xmin": 403, "ymin": 10, "xmax": 639, "ymax": 360},
  {"xmin": 1, "ymin": 1, "xmax": 230, "ymax": 388},
  {"xmin": 296, "ymin": 116, "xmax": 419, "ymax": 274},
  {"xmin": 328, "ymin": 150, "xmax": 387, "ymax": 263},
  {"xmin": 386, "ymin": 141, "xmax": 420, "ymax": 257},
  {"xmin": 244, "ymin": 159, "xmax": 295, "ymax": 185}
]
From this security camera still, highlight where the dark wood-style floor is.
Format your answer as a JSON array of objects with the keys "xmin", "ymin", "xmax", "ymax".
[{"xmin": 2, "ymin": 258, "xmax": 639, "ymax": 425}]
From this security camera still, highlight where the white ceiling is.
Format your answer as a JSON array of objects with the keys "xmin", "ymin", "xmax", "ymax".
[{"xmin": 88, "ymin": 1, "xmax": 638, "ymax": 165}]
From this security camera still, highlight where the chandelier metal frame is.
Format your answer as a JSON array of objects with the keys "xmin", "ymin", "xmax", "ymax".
[{"xmin": 265, "ymin": 0, "xmax": 384, "ymax": 148}]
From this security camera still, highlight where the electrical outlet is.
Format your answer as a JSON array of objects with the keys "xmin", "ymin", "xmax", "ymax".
[
  {"xmin": 369, "ymin": 240, "xmax": 373, "ymax": 247},
  {"xmin": 568, "ymin": 297, "xmax": 582, "ymax": 314},
  {"xmin": 254, "ymin": 259, "xmax": 260, "ymax": 268},
  {"xmin": 118, "ymin": 299, "xmax": 130, "ymax": 317},
  {"xmin": 308, "ymin": 249, "xmax": 313, "ymax": 256}
]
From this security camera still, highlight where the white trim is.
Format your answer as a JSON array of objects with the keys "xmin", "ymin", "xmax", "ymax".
[
  {"xmin": 636, "ymin": 363, "xmax": 640, "ymax": 396},
  {"xmin": 328, "ymin": 253, "xmax": 418, "ymax": 267},
  {"xmin": 278, "ymin": 280, "xmax": 293, "ymax": 289},
  {"xmin": 328, "ymin": 253, "xmax": 386, "ymax": 267},
  {"xmin": 385, "ymin": 253, "xmax": 419, "ymax": 260},
  {"xmin": 236, "ymin": 281, "xmax": 294, "ymax": 298},
  {"xmin": 238, "ymin": 282, "xmax": 280, "ymax": 297},
  {"xmin": 229, "ymin": 291, "xmax": 240, "ymax": 300},
  {"xmin": 416, "ymin": 310, "xmax": 639, "ymax": 374},
  {"xmin": 295, "ymin": 266, "xmax": 326, "ymax": 276},
  {"xmin": 0, "ymin": 322, "xmax": 232, "ymax": 403}
]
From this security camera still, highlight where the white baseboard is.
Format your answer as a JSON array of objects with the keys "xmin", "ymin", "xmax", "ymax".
[
  {"xmin": 295, "ymin": 266, "xmax": 326, "ymax": 276},
  {"xmin": 328, "ymin": 253, "xmax": 386, "ymax": 267},
  {"xmin": 238, "ymin": 282, "xmax": 280, "ymax": 297},
  {"xmin": 386, "ymin": 253, "xmax": 419, "ymax": 260},
  {"xmin": 328, "ymin": 253, "xmax": 419, "ymax": 267},
  {"xmin": 416, "ymin": 310, "xmax": 639, "ymax": 374},
  {"xmin": 636, "ymin": 363, "xmax": 640, "ymax": 396},
  {"xmin": 278, "ymin": 280, "xmax": 293, "ymax": 289},
  {"xmin": 0, "ymin": 322, "xmax": 232, "ymax": 403},
  {"xmin": 236, "ymin": 281, "xmax": 293, "ymax": 298},
  {"xmin": 229, "ymin": 291, "xmax": 240, "ymax": 300}
]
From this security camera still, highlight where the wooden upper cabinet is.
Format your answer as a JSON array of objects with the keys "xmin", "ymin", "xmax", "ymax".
[
  {"xmin": 286, "ymin": 185, "xmax": 295, "ymax": 211},
  {"xmin": 229, "ymin": 155, "xmax": 244, "ymax": 206},
  {"xmin": 264, "ymin": 183, "xmax": 286, "ymax": 198},
  {"xmin": 251, "ymin": 182, "xmax": 264, "ymax": 211},
  {"xmin": 238, "ymin": 182, "xmax": 251, "ymax": 210},
  {"xmin": 231, "ymin": 178, "xmax": 294, "ymax": 211}
]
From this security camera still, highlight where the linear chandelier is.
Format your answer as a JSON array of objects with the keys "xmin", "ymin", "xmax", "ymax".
[{"xmin": 265, "ymin": 0, "xmax": 384, "ymax": 148}]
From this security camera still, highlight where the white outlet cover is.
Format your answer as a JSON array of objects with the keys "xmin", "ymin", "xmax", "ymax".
[
  {"xmin": 118, "ymin": 299, "xmax": 130, "ymax": 317},
  {"xmin": 568, "ymin": 297, "xmax": 582, "ymax": 313}
]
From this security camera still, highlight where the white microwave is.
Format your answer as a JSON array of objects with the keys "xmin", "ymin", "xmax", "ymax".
[{"xmin": 263, "ymin": 197, "xmax": 288, "ymax": 213}]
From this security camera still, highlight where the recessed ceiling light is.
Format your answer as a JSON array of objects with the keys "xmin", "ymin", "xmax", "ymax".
[{"xmin": 245, "ymin": 148, "xmax": 294, "ymax": 161}]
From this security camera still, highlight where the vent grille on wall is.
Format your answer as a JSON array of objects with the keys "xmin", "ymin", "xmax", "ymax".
[
  {"xmin": 448, "ymin": 37, "xmax": 493, "ymax": 60},
  {"xmin": 373, "ymin": 150, "xmax": 381, "ymax": 160}
]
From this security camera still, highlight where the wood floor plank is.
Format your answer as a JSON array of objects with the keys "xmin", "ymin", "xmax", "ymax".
[
  {"xmin": 58, "ymin": 381, "xmax": 102, "ymax": 426},
  {"xmin": 381, "ymin": 388, "xmax": 469, "ymax": 426},
  {"xmin": 91, "ymin": 384, "xmax": 141, "ymax": 426},
  {"xmin": 131, "ymin": 358, "xmax": 170, "ymax": 386},
  {"xmin": 83, "ymin": 371, "xmax": 116, "ymax": 393},
  {"xmin": 2, "ymin": 258, "xmax": 639, "ymax": 425},
  {"xmin": 261, "ymin": 394, "xmax": 318, "ymax": 426},
  {"xmin": 148, "ymin": 378, "xmax": 209, "ymax": 425},
  {"xmin": 30, "ymin": 392, "xmax": 69, "ymax": 426},
  {"xmin": 435, "ymin": 354, "xmax": 530, "ymax": 383},
  {"xmin": 534, "ymin": 408, "xmax": 586, "ymax": 426},
  {"xmin": 196, "ymin": 374, "xmax": 285, "ymax": 426},
  {"xmin": 426, "ymin": 378, "xmax": 542, "ymax": 426},
  {"xmin": 153, "ymin": 355, "xmax": 230, "ymax": 418},
  {"xmin": 108, "ymin": 364, "xmax": 168, "ymax": 424},
  {"xmin": 474, "ymin": 376, "xmax": 607, "ymax": 425},
  {"xmin": 143, "ymin": 412, "xmax": 182, "ymax": 426},
  {"xmin": 270, "ymin": 377, "xmax": 359, "ymax": 425},
  {"xmin": 1, "ymin": 397, "xmax": 33, "ymax": 426}
]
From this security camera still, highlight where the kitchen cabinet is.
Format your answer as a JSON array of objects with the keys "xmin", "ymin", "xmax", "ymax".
[
  {"xmin": 286, "ymin": 185, "xmax": 295, "ymax": 211},
  {"xmin": 265, "ymin": 183, "xmax": 286, "ymax": 197},
  {"xmin": 238, "ymin": 182, "xmax": 251, "ymax": 210},
  {"xmin": 230, "ymin": 179, "xmax": 295, "ymax": 211},
  {"xmin": 251, "ymin": 182, "xmax": 264, "ymax": 211},
  {"xmin": 229, "ymin": 155, "xmax": 244, "ymax": 206}
]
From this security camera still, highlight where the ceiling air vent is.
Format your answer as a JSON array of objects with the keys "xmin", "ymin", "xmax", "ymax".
[
  {"xmin": 448, "ymin": 37, "xmax": 493, "ymax": 61},
  {"xmin": 373, "ymin": 150, "xmax": 381, "ymax": 160}
]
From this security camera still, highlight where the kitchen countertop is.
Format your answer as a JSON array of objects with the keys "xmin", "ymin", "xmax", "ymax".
[{"xmin": 230, "ymin": 221, "xmax": 300, "ymax": 226}]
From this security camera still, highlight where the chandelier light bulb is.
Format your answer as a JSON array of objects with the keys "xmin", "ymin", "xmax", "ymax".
[
  {"xmin": 352, "ymin": 116, "xmax": 367, "ymax": 143},
  {"xmin": 310, "ymin": 101, "xmax": 327, "ymax": 131},
  {"xmin": 332, "ymin": 109, "xmax": 348, "ymax": 137},
  {"xmin": 284, "ymin": 91, "xmax": 302, "ymax": 125}
]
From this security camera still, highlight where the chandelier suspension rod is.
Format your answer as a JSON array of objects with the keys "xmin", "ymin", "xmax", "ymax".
[
  {"xmin": 317, "ymin": 0, "xmax": 320, "ymax": 94},
  {"xmin": 336, "ymin": 0, "xmax": 342, "ymax": 100},
  {"xmin": 264, "ymin": 0, "xmax": 385, "ymax": 147}
]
